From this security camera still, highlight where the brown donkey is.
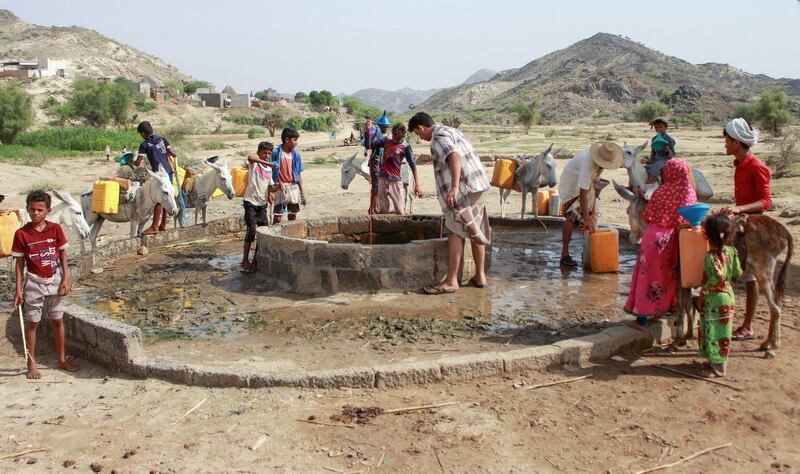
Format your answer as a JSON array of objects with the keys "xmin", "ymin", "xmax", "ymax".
[{"xmin": 733, "ymin": 214, "xmax": 793, "ymax": 353}]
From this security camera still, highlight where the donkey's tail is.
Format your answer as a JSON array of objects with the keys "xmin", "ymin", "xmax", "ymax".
[{"xmin": 776, "ymin": 225, "xmax": 793, "ymax": 302}]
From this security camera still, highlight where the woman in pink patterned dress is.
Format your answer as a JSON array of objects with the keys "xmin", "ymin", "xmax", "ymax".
[{"xmin": 624, "ymin": 159, "xmax": 697, "ymax": 329}]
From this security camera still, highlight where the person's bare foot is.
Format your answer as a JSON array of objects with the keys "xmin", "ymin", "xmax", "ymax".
[
  {"xmin": 58, "ymin": 360, "xmax": 80, "ymax": 372},
  {"xmin": 240, "ymin": 261, "xmax": 252, "ymax": 273},
  {"xmin": 26, "ymin": 361, "xmax": 41, "ymax": 379},
  {"xmin": 142, "ymin": 227, "xmax": 158, "ymax": 236}
]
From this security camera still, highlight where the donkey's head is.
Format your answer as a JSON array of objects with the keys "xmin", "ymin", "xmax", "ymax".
[
  {"xmin": 613, "ymin": 179, "xmax": 648, "ymax": 244},
  {"xmin": 536, "ymin": 143, "xmax": 560, "ymax": 189},
  {"xmin": 335, "ymin": 153, "xmax": 366, "ymax": 190},
  {"xmin": 208, "ymin": 158, "xmax": 235, "ymax": 199},
  {"xmin": 52, "ymin": 189, "xmax": 91, "ymax": 239}
]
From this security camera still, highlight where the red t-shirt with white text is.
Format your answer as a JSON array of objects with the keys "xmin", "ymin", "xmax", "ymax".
[{"xmin": 11, "ymin": 221, "xmax": 68, "ymax": 279}]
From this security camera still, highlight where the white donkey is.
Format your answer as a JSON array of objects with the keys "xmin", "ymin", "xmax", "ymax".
[
  {"xmin": 80, "ymin": 165, "xmax": 178, "ymax": 251},
  {"xmin": 499, "ymin": 144, "xmax": 560, "ymax": 218},
  {"xmin": 18, "ymin": 190, "xmax": 92, "ymax": 245},
  {"xmin": 622, "ymin": 141, "xmax": 714, "ymax": 201},
  {"xmin": 176, "ymin": 157, "xmax": 236, "ymax": 226},
  {"xmin": 335, "ymin": 153, "xmax": 415, "ymax": 213}
]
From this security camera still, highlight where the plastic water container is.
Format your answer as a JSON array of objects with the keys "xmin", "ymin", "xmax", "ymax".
[
  {"xmin": 91, "ymin": 180, "xmax": 120, "ymax": 214},
  {"xmin": 583, "ymin": 224, "xmax": 619, "ymax": 272},
  {"xmin": 536, "ymin": 190, "xmax": 550, "ymax": 215},
  {"xmin": 173, "ymin": 165, "xmax": 187, "ymax": 197},
  {"xmin": 548, "ymin": 190, "xmax": 561, "ymax": 217},
  {"xmin": 0, "ymin": 210, "xmax": 20, "ymax": 258},
  {"xmin": 102, "ymin": 176, "xmax": 131, "ymax": 190},
  {"xmin": 679, "ymin": 228, "xmax": 709, "ymax": 288},
  {"xmin": 491, "ymin": 158, "xmax": 517, "ymax": 189},
  {"xmin": 232, "ymin": 167, "xmax": 248, "ymax": 197}
]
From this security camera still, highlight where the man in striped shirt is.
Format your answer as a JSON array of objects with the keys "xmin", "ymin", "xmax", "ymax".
[{"xmin": 408, "ymin": 112, "xmax": 491, "ymax": 295}]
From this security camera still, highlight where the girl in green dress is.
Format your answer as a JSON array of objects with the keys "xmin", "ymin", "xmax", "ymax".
[{"xmin": 695, "ymin": 214, "xmax": 742, "ymax": 377}]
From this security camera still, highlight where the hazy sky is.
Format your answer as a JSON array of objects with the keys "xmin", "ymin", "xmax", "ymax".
[{"xmin": 4, "ymin": 0, "xmax": 800, "ymax": 94}]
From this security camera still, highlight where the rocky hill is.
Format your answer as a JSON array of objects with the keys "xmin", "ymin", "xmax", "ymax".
[
  {"xmin": 0, "ymin": 9, "xmax": 191, "ymax": 85},
  {"xmin": 350, "ymin": 87, "xmax": 442, "ymax": 113},
  {"xmin": 419, "ymin": 33, "xmax": 800, "ymax": 123},
  {"xmin": 462, "ymin": 69, "xmax": 498, "ymax": 85}
]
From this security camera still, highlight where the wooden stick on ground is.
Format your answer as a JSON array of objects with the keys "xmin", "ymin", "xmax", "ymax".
[
  {"xmin": 0, "ymin": 447, "xmax": 49, "ymax": 460},
  {"xmin": 375, "ymin": 447, "xmax": 386, "ymax": 469},
  {"xmin": 433, "ymin": 446, "xmax": 445, "ymax": 472},
  {"xmin": 523, "ymin": 374, "xmax": 592, "ymax": 391},
  {"xmin": 755, "ymin": 315, "xmax": 800, "ymax": 331},
  {"xmin": 634, "ymin": 442, "xmax": 732, "ymax": 474},
  {"xmin": 296, "ymin": 418, "xmax": 355, "ymax": 429},
  {"xmin": 172, "ymin": 398, "xmax": 206, "ymax": 425},
  {"xmin": 654, "ymin": 365, "xmax": 743, "ymax": 392},
  {"xmin": 383, "ymin": 401, "xmax": 460, "ymax": 415}
]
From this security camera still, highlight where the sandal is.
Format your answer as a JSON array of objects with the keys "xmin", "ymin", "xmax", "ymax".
[
  {"xmin": 421, "ymin": 285, "xmax": 457, "ymax": 295},
  {"xmin": 732, "ymin": 326, "xmax": 756, "ymax": 341},
  {"xmin": 560, "ymin": 255, "xmax": 578, "ymax": 267}
]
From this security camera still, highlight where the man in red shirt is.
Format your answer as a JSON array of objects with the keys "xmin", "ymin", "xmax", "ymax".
[
  {"xmin": 12, "ymin": 190, "xmax": 80, "ymax": 379},
  {"xmin": 721, "ymin": 118, "xmax": 771, "ymax": 341}
]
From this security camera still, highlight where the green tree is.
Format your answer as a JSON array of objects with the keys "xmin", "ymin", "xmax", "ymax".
[
  {"xmin": 308, "ymin": 90, "xmax": 335, "ymax": 112},
  {"xmin": 686, "ymin": 112, "xmax": 706, "ymax": 130},
  {"xmin": 183, "ymin": 80, "xmax": 210, "ymax": 95},
  {"xmin": 754, "ymin": 87, "xmax": 793, "ymax": 136},
  {"xmin": 65, "ymin": 78, "xmax": 134, "ymax": 127},
  {"xmin": 514, "ymin": 100, "xmax": 539, "ymax": 134},
  {"xmin": 263, "ymin": 108, "xmax": 286, "ymax": 137},
  {"xmin": 294, "ymin": 91, "xmax": 308, "ymax": 103},
  {"xmin": 628, "ymin": 100, "xmax": 669, "ymax": 123},
  {"xmin": 734, "ymin": 103, "xmax": 758, "ymax": 124},
  {"xmin": 0, "ymin": 84, "xmax": 34, "ymax": 144}
]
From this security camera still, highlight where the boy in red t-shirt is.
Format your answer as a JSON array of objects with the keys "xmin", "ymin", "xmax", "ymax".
[{"xmin": 12, "ymin": 190, "xmax": 80, "ymax": 379}]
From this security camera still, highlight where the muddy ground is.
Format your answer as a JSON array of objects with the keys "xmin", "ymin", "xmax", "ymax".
[
  {"xmin": 66, "ymin": 226, "xmax": 637, "ymax": 372},
  {"xmin": 1, "ymin": 122, "xmax": 800, "ymax": 472}
]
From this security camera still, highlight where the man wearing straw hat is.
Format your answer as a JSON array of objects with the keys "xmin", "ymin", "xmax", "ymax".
[{"xmin": 558, "ymin": 141, "xmax": 624, "ymax": 267}]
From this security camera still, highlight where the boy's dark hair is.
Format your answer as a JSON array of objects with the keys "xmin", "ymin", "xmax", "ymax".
[
  {"xmin": 26, "ymin": 189, "xmax": 51, "ymax": 209},
  {"xmin": 407, "ymin": 112, "xmax": 435, "ymax": 131},
  {"xmin": 392, "ymin": 123, "xmax": 407, "ymax": 136},
  {"xmin": 281, "ymin": 127, "xmax": 300, "ymax": 143},
  {"xmin": 723, "ymin": 128, "xmax": 751, "ymax": 150},
  {"xmin": 364, "ymin": 115, "xmax": 372, "ymax": 120},
  {"xmin": 136, "ymin": 121, "xmax": 153, "ymax": 135},
  {"xmin": 703, "ymin": 213, "xmax": 734, "ymax": 249},
  {"xmin": 257, "ymin": 141, "xmax": 274, "ymax": 153}
]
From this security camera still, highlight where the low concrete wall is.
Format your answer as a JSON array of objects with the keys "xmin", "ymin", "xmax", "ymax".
[
  {"xmin": 26, "ymin": 302, "xmax": 672, "ymax": 389},
  {"xmin": 255, "ymin": 215, "xmax": 487, "ymax": 295}
]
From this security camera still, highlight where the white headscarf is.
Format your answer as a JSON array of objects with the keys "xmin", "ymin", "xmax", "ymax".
[{"xmin": 725, "ymin": 118, "xmax": 759, "ymax": 147}]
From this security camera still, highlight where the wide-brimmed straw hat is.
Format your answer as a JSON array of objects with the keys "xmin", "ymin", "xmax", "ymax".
[{"xmin": 589, "ymin": 141, "xmax": 624, "ymax": 169}]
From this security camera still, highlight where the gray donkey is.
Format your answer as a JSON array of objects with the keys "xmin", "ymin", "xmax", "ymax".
[{"xmin": 499, "ymin": 144, "xmax": 560, "ymax": 218}]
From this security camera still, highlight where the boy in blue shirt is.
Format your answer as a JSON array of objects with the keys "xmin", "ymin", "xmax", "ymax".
[
  {"xmin": 134, "ymin": 121, "xmax": 177, "ymax": 235},
  {"xmin": 642, "ymin": 117, "xmax": 676, "ymax": 182}
]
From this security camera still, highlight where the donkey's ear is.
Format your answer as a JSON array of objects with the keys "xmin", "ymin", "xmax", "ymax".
[
  {"xmin": 52, "ymin": 189, "xmax": 70, "ymax": 202},
  {"xmin": 552, "ymin": 147, "xmax": 562, "ymax": 157},
  {"xmin": 544, "ymin": 143, "xmax": 553, "ymax": 154}
]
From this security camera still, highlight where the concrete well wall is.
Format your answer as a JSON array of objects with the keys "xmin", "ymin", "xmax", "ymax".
[{"xmin": 255, "ymin": 215, "xmax": 488, "ymax": 295}]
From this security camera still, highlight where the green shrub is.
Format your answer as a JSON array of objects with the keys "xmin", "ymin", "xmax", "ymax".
[
  {"xmin": 514, "ymin": 100, "xmax": 539, "ymax": 134},
  {"xmin": 626, "ymin": 100, "xmax": 670, "ymax": 123},
  {"xmin": 201, "ymin": 140, "xmax": 225, "ymax": 150},
  {"xmin": 312, "ymin": 156, "xmax": 327, "ymax": 165},
  {"xmin": 301, "ymin": 114, "xmax": 336, "ymax": 132},
  {"xmin": 15, "ymin": 127, "xmax": 140, "ymax": 151},
  {"xmin": 247, "ymin": 127, "xmax": 264, "ymax": 139},
  {"xmin": 223, "ymin": 112, "xmax": 261, "ymax": 126},
  {"xmin": 183, "ymin": 80, "xmax": 210, "ymax": 95},
  {"xmin": 286, "ymin": 117, "xmax": 303, "ymax": 130},
  {"xmin": 63, "ymin": 77, "xmax": 135, "ymax": 126},
  {"xmin": 135, "ymin": 97, "xmax": 157, "ymax": 112},
  {"xmin": 734, "ymin": 103, "xmax": 757, "ymax": 124},
  {"xmin": 0, "ymin": 84, "xmax": 34, "ymax": 144}
]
